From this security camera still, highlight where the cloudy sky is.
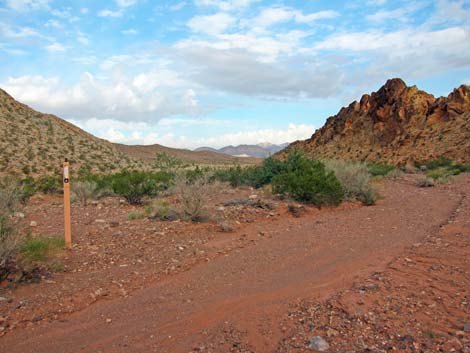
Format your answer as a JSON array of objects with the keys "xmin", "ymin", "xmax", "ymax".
[{"xmin": 1, "ymin": 0, "xmax": 469, "ymax": 149}]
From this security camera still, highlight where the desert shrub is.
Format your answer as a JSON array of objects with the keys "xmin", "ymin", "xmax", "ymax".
[
  {"xmin": 386, "ymin": 168, "xmax": 405, "ymax": 180},
  {"xmin": 127, "ymin": 210, "xmax": 145, "ymax": 220},
  {"xmin": 36, "ymin": 175, "xmax": 62, "ymax": 194},
  {"xmin": 368, "ymin": 163, "xmax": 395, "ymax": 176},
  {"xmin": 154, "ymin": 152, "xmax": 184, "ymax": 175},
  {"xmin": 217, "ymin": 219, "xmax": 233, "ymax": 232},
  {"xmin": 325, "ymin": 160, "xmax": 378, "ymax": 205},
  {"xmin": 19, "ymin": 235, "xmax": 65, "ymax": 265},
  {"xmin": 452, "ymin": 163, "xmax": 470, "ymax": 173},
  {"xmin": 19, "ymin": 177, "xmax": 36, "ymax": 203},
  {"xmin": 416, "ymin": 177, "xmax": 435, "ymax": 187},
  {"xmin": 272, "ymin": 153, "xmax": 343, "ymax": 206},
  {"xmin": 0, "ymin": 179, "xmax": 21, "ymax": 280},
  {"xmin": 73, "ymin": 181, "xmax": 98, "ymax": 206},
  {"xmin": 174, "ymin": 175, "xmax": 210, "ymax": 222},
  {"xmin": 424, "ymin": 157, "xmax": 453, "ymax": 170},
  {"xmin": 148, "ymin": 200, "xmax": 179, "ymax": 221},
  {"xmin": 111, "ymin": 171, "xmax": 171, "ymax": 205}
]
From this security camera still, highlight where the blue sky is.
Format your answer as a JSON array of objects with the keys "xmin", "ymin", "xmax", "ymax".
[{"xmin": 1, "ymin": 0, "xmax": 469, "ymax": 149}]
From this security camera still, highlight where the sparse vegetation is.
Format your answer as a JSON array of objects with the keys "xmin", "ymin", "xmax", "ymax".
[
  {"xmin": 0, "ymin": 178, "xmax": 21, "ymax": 280},
  {"xmin": 19, "ymin": 235, "xmax": 64, "ymax": 264},
  {"xmin": 174, "ymin": 175, "xmax": 211, "ymax": 222},
  {"xmin": 416, "ymin": 177, "xmax": 435, "ymax": 187},
  {"xmin": 73, "ymin": 181, "xmax": 98, "ymax": 206},
  {"xmin": 127, "ymin": 210, "xmax": 146, "ymax": 220},
  {"xmin": 368, "ymin": 163, "xmax": 395, "ymax": 177},
  {"xmin": 325, "ymin": 160, "xmax": 378, "ymax": 205}
]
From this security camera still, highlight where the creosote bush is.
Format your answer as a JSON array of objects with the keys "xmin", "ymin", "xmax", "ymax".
[
  {"xmin": 111, "ymin": 171, "xmax": 171, "ymax": 205},
  {"xmin": 272, "ymin": 153, "xmax": 343, "ymax": 207}
]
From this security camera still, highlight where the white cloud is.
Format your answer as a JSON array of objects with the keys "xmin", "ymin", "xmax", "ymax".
[
  {"xmin": 80, "ymin": 7, "xmax": 89, "ymax": 14},
  {"xmin": 1, "ymin": 70, "xmax": 200, "ymax": 122},
  {"xmin": 169, "ymin": 2, "xmax": 186, "ymax": 11},
  {"xmin": 5, "ymin": 0, "xmax": 50, "ymax": 11},
  {"xmin": 46, "ymin": 42, "xmax": 66, "ymax": 52},
  {"xmin": 121, "ymin": 28, "xmax": 138, "ymax": 35},
  {"xmin": 116, "ymin": 0, "xmax": 137, "ymax": 7},
  {"xmin": 367, "ymin": 0, "xmax": 387, "ymax": 5},
  {"xmin": 98, "ymin": 9, "xmax": 123, "ymax": 17},
  {"xmin": 77, "ymin": 32, "xmax": 89, "ymax": 45},
  {"xmin": 187, "ymin": 13, "xmax": 236, "ymax": 35},
  {"xmin": 194, "ymin": 0, "xmax": 259, "ymax": 11},
  {"xmin": 0, "ymin": 24, "xmax": 51, "ymax": 40},
  {"xmin": 252, "ymin": 7, "xmax": 338, "ymax": 28},
  {"xmin": 177, "ymin": 47, "xmax": 343, "ymax": 98},
  {"xmin": 44, "ymin": 19, "xmax": 62, "ymax": 29}
]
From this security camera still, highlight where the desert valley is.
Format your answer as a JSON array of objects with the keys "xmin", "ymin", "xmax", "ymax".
[{"xmin": 0, "ymin": 1, "xmax": 469, "ymax": 353}]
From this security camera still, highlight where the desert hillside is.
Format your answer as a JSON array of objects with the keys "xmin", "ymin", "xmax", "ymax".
[
  {"xmin": 0, "ymin": 88, "xmax": 144, "ymax": 176},
  {"xmin": 283, "ymin": 78, "xmax": 470, "ymax": 165},
  {"xmin": 0, "ymin": 89, "xmax": 257, "ymax": 177}
]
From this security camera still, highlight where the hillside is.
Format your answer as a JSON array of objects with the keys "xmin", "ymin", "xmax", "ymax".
[
  {"xmin": 282, "ymin": 79, "xmax": 470, "ymax": 165},
  {"xmin": 115, "ymin": 143, "xmax": 260, "ymax": 166},
  {"xmin": 0, "ymin": 88, "xmax": 143, "ymax": 177},
  {"xmin": 196, "ymin": 143, "xmax": 288, "ymax": 158},
  {"xmin": 0, "ymin": 88, "xmax": 259, "ymax": 177}
]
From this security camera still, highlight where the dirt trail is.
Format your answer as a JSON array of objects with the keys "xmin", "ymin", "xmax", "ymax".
[{"xmin": 0, "ymin": 178, "xmax": 464, "ymax": 353}]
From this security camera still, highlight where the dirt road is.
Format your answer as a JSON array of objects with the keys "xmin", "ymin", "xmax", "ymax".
[{"xmin": 0, "ymin": 177, "xmax": 466, "ymax": 353}]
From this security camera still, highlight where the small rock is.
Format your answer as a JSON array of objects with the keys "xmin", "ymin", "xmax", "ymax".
[
  {"xmin": 109, "ymin": 221, "xmax": 119, "ymax": 228},
  {"xmin": 442, "ymin": 337, "xmax": 462, "ymax": 351},
  {"xmin": 105, "ymin": 318, "xmax": 112, "ymax": 323},
  {"xmin": 14, "ymin": 212, "xmax": 25, "ymax": 218},
  {"xmin": 248, "ymin": 194, "xmax": 258, "ymax": 199},
  {"xmin": 464, "ymin": 323, "xmax": 470, "ymax": 332},
  {"xmin": 309, "ymin": 336, "xmax": 329, "ymax": 351},
  {"xmin": 95, "ymin": 219, "xmax": 106, "ymax": 224},
  {"xmin": 29, "ymin": 221, "xmax": 37, "ymax": 227},
  {"xmin": 0, "ymin": 297, "xmax": 7, "ymax": 302},
  {"xmin": 216, "ymin": 206, "xmax": 225, "ymax": 212}
]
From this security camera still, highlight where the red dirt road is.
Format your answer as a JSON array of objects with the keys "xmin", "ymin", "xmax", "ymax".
[{"xmin": 0, "ymin": 177, "xmax": 466, "ymax": 353}]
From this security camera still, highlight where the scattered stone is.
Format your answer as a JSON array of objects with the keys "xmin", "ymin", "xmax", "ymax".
[
  {"xmin": 464, "ymin": 323, "xmax": 470, "ymax": 332},
  {"xmin": 109, "ymin": 221, "xmax": 119, "ymax": 228},
  {"xmin": 309, "ymin": 336, "xmax": 329, "ymax": 351},
  {"xmin": 105, "ymin": 318, "xmax": 112, "ymax": 324},
  {"xmin": 14, "ymin": 212, "xmax": 25, "ymax": 218},
  {"xmin": 29, "ymin": 221, "xmax": 37, "ymax": 227},
  {"xmin": 95, "ymin": 219, "xmax": 106, "ymax": 224}
]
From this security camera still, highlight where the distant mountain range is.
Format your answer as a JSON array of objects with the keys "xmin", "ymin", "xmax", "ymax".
[{"xmin": 195, "ymin": 142, "xmax": 289, "ymax": 158}]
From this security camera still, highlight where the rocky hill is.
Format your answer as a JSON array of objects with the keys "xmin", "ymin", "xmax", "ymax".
[
  {"xmin": 0, "ymin": 89, "xmax": 257, "ymax": 177},
  {"xmin": 0, "ymin": 88, "xmax": 144, "ymax": 177},
  {"xmin": 283, "ymin": 79, "xmax": 470, "ymax": 165},
  {"xmin": 196, "ymin": 143, "xmax": 288, "ymax": 158}
]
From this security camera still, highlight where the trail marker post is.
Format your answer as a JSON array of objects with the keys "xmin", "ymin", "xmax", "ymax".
[{"xmin": 63, "ymin": 159, "xmax": 72, "ymax": 248}]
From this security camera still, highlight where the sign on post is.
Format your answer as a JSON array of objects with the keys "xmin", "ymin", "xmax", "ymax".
[{"xmin": 63, "ymin": 159, "xmax": 72, "ymax": 248}]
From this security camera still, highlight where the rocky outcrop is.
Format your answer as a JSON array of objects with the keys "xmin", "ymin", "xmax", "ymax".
[{"xmin": 283, "ymin": 79, "xmax": 470, "ymax": 165}]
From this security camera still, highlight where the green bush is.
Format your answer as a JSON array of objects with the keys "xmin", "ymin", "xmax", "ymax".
[
  {"xmin": 368, "ymin": 163, "xmax": 395, "ymax": 176},
  {"xmin": 424, "ymin": 157, "xmax": 453, "ymax": 170},
  {"xmin": 272, "ymin": 153, "xmax": 343, "ymax": 206},
  {"xmin": 127, "ymin": 210, "xmax": 145, "ymax": 220},
  {"xmin": 19, "ymin": 235, "xmax": 64, "ymax": 266},
  {"xmin": 325, "ymin": 160, "xmax": 378, "ymax": 205},
  {"xmin": 111, "ymin": 171, "xmax": 170, "ymax": 205},
  {"xmin": 0, "ymin": 179, "xmax": 21, "ymax": 280},
  {"xmin": 36, "ymin": 175, "xmax": 62, "ymax": 194}
]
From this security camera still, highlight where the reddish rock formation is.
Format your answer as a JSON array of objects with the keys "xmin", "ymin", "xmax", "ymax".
[{"xmin": 283, "ymin": 78, "xmax": 470, "ymax": 165}]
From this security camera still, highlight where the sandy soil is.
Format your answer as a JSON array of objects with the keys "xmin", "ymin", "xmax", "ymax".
[{"xmin": 0, "ymin": 175, "xmax": 469, "ymax": 353}]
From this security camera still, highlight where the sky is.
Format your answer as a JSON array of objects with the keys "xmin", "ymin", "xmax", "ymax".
[{"xmin": 0, "ymin": 0, "xmax": 469, "ymax": 149}]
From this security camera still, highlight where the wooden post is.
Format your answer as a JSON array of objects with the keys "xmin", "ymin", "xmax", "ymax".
[{"xmin": 63, "ymin": 159, "xmax": 72, "ymax": 249}]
